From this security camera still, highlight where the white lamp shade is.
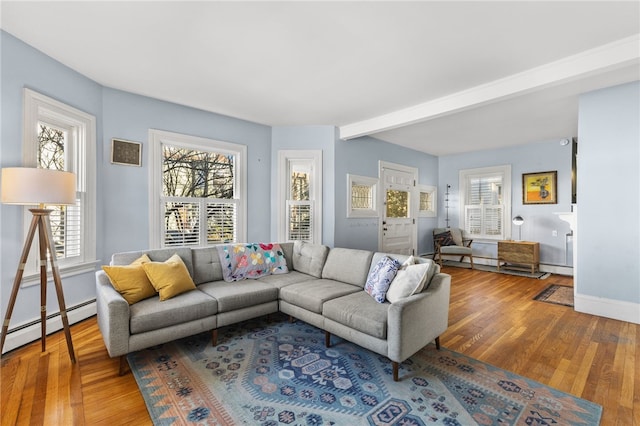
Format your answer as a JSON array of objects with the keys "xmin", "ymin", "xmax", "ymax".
[{"xmin": 1, "ymin": 167, "xmax": 76, "ymax": 206}]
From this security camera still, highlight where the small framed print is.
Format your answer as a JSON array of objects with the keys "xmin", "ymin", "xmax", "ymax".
[
  {"xmin": 111, "ymin": 138, "xmax": 142, "ymax": 166},
  {"xmin": 523, "ymin": 171, "xmax": 557, "ymax": 204}
]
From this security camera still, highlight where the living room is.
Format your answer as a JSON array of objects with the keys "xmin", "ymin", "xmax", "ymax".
[{"xmin": 1, "ymin": 2, "xmax": 638, "ymax": 425}]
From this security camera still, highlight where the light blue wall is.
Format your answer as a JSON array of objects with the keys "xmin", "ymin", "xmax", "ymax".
[
  {"xmin": 1, "ymin": 31, "xmax": 103, "ymax": 326},
  {"xmin": 270, "ymin": 126, "xmax": 336, "ymax": 247},
  {"xmin": 101, "ymin": 88, "xmax": 272, "ymax": 261},
  {"xmin": 577, "ymin": 81, "xmax": 639, "ymax": 304},
  {"xmin": 3, "ymin": 29, "xmax": 637, "ymax": 334},
  {"xmin": 334, "ymin": 136, "xmax": 439, "ymax": 254},
  {"xmin": 438, "ymin": 141, "xmax": 574, "ymax": 265}
]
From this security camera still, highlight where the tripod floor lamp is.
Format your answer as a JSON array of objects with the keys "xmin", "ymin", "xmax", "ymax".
[{"xmin": 0, "ymin": 167, "xmax": 77, "ymax": 363}]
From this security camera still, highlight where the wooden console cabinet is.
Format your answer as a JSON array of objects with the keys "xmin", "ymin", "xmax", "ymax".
[{"xmin": 497, "ymin": 241, "xmax": 540, "ymax": 274}]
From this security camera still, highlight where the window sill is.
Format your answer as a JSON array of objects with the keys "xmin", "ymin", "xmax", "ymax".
[{"xmin": 20, "ymin": 260, "xmax": 99, "ymax": 287}]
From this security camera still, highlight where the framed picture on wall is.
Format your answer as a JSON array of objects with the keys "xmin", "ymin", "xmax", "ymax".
[
  {"xmin": 111, "ymin": 138, "xmax": 142, "ymax": 166},
  {"xmin": 523, "ymin": 171, "xmax": 557, "ymax": 204}
]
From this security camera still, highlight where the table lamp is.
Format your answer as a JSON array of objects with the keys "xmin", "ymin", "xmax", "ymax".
[
  {"xmin": 0, "ymin": 167, "xmax": 77, "ymax": 362},
  {"xmin": 512, "ymin": 215, "xmax": 524, "ymax": 241}
]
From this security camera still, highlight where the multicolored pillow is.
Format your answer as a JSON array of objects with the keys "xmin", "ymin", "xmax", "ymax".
[
  {"xmin": 364, "ymin": 256, "xmax": 401, "ymax": 303},
  {"xmin": 217, "ymin": 243, "xmax": 289, "ymax": 282}
]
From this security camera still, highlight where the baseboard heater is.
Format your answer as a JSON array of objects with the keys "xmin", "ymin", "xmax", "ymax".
[
  {"xmin": 2, "ymin": 299, "xmax": 97, "ymax": 355},
  {"xmin": 6, "ymin": 298, "xmax": 96, "ymax": 335}
]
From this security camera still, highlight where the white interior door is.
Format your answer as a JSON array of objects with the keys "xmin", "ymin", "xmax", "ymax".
[{"xmin": 380, "ymin": 162, "xmax": 417, "ymax": 256}]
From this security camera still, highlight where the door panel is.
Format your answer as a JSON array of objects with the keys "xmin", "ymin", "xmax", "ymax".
[{"xmin": 381, "ymin": 165, "xmax": 416, "ymax": 256}]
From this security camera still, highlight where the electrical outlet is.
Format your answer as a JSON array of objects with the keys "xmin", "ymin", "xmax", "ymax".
[{"xmin": 552, "ymin": 230, "xmax": 558, "ymax": 237}]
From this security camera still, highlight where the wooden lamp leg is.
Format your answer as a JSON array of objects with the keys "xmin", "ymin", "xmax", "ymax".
[
  {"xmin": 38, "ymin": 216, "xmax": 49, "ymax": 353},
  {"xmin": 41, "ymin": 212, "xmax": 76, "ymax": 363},
  {"xmin": 0, "ymin": 210, "xmax": 76, "ymax": 364},
  {"xmin": 0, "ymin": 214, "xmax": 40, "ymax": 355}
]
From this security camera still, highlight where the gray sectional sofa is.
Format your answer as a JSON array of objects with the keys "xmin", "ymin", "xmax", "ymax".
[{"xmin": 95, "ymin": 241, "xmax": 451, "ymax": 381}]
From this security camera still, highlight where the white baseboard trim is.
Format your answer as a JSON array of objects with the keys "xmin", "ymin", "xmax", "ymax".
[
  {"xmin": 575, "ymin": 294, "xmax": 640, "ymax": 324},
  {"xmin": 430, "ymin": 255, "xmax": 574, "ymax": 276},
  {"xmin": 2, "ymin": 300, "xmax": 97, "ymax": 355},
  {"xmin": 540, "ymin": 264, "xmax": 573, "ymax": 276}
]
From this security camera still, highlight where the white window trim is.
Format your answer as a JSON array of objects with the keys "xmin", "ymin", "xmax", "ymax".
[
  {"xmin": 148, "ymin": 129, "xmax": 247, "ymax": 248},
  {"xmin": 277, "ymin": 150, "xmax": 322, "ymax": 243},
  {"xmin": 459, "ymin": 165, "xmax": 512, "ymax": 240},
  {"xmin": 21, "ymin": 88, "xmax": 97, "ymax": 284},
  {"xmin": 347, "ymin": 174, "xmax": 378, "ymax": 218},
  {"xmin": 418, "ymin": 184, "xmax": 437, "ymax": 218}
]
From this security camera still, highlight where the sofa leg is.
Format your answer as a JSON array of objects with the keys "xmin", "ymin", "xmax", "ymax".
[
  {"xmin": 119, "ymin": 355, "xmax": 129, "ymax": 376},
  {"xmin": 288, "ymin": 315, "xmax": 294, "ymax": 323},
  {"xmin": 435, "ymin": 336, "xmax": 441, "ymax": 350},
  {"xmin": 325, "ymin": 331, "xmax": 331, "ymax": 348},
  {"xmin": 212, "ymin": 329, "xmax": 218, "ymax": 346},
  {"xmin": 392, "ymin": 362, "xmax": 399, "ymax": 382}
]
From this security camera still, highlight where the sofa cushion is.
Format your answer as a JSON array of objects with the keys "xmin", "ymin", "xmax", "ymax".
[
  {"xmin": 369, "ymin": 252, "xmax": 413, "ymax": 273},
  {"xmin": 198, "ymin": 281, "xmax": 278, "ymax": 313},
  {"xmin": 279, "ymin": 242, "xmax": 294, "ymax": 271},
  {"xmin": 130, "ymin": 290, "xmax": 217, "ymax": 334},
  {"xmin": 142, "ymin": 254, "xmax": 197, "ymax": 301},
  {"xmin": 102, "ymin": 254, "xmax": 156, "ymax": 305},
  {"xmin": 364, "ymin": 256, "xmax": 401, "ymax": 303},
  {"xmin": 292, "ymin": 241, "xmax": 329, "ymax": 278},
  {"xmin": 386, "ymin": 256, "xmax": 433, "ymax": 303},
  {"xmin": 257, "ymin": 270, "xmax": 318, "ymax": 289},
  {"xmin": 280, "ymin": 279, "xmax": 360, "ymax": 314},
  {"xmin": 323, "ymin": 292, "xmax": 389, "ymax": 339},
  {"xmin": 192, "ymin": 247, "xmax": 224, "ymax": 285},
  {"xmin": 112, "ymin": 247, "xmax": 194, "ymax": 276},
  {"xmin": 322, "ymin": 248, "xmax": 373, "ymax": 288}
]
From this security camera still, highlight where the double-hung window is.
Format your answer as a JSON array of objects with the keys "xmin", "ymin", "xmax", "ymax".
[
  {"xmin": 459, "ymin": 165, "xmax": 511, "ymax": 240},
  {"xmin": 278, "ymin": 150, "xmax": 322, "ymax": 243},
  {"xmin": 22, "ymin": 89, "xmax": 96, "ymax": 280},
  {"xmin": 149, "ymin": 130, "xmax": 246, "ymax": 248}
]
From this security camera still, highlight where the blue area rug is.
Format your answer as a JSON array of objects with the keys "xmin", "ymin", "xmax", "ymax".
[{"xmin": 128, "ymin": 315, "xmax": 601, "ymax": 425}]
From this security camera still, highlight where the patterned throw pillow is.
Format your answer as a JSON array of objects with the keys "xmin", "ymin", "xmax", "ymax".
[
  {"xmin": 364, "ymin": 256, "xmax": 401, "ymax": 303},
  {"xmin": 217, "ymin": 243, "xmax": 289, "ymax": 282},
  {"xmin": 434, "ymin": 231, "xmax": 456, "ymax": 247}
]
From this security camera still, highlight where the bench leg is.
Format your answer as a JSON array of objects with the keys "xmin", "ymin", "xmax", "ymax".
[
  {"xmin": 435, "ymin": 336, "xmax": 441, "ymax": 350},
  {"xmin": 212, "ymin": 329, "xmax": 218, "ymax": 346},
  {"xmin": 392, "ymin": 362, "xmax": 399, "ymax": 382},
  {"xmin": 119, "ymin": 355, "xmax": 129, "ymax": 376},
  {"xmin": 325, "ymin": 331, "xmax": 331, "ymax": 348}
]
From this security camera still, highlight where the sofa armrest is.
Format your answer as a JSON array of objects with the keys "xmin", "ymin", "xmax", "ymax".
[
  {"xmin": 95, "ymin": 270, "xmax": 131, "ymax": 358},
  {"xmin": 387, "ymin": 273, "xmax": 451, "ymax": 363}
]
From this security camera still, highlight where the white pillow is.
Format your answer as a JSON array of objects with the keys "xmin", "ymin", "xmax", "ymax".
[{"xmin": 386, "ymin": 256, "xmax": 431, "ymax": 303}]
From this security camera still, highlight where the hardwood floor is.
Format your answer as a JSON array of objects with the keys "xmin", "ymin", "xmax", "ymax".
[{"xmin": 1, "ymin": 267, "xmax": 638, "ymax": 425}]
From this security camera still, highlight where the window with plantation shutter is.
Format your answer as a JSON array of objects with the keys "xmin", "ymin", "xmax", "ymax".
[
  {"xmin": 21, "ymin": 89, "xmax": 97, "ymax": 282},
  {"xmin": 149, "ymin": 130, "xmax": 247, "ymax": 248},
  {"xmin": 278, "ymin": 151, "xmax": 322, "ymax": 244},
  {"xmin": 459, "ymin": 165, "xmax": 511, "ymax": 240},
  {"xmin": 287, "ymin": 202, "xmax": 313, "ymax": 241}
]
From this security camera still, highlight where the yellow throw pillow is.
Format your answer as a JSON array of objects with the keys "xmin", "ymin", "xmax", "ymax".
[
  {"xmin": 142, "ymin": 254, "xmax": 196, "ymax": 301},
  {"xmin": 102, "ymin": 254, "xmax": 156, "ymax": 305}
]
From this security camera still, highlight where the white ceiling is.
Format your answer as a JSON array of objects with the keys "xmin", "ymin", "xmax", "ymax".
[{"xmin": 2, "ymin": 1, "xmax": 639, "ymax": 156}]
